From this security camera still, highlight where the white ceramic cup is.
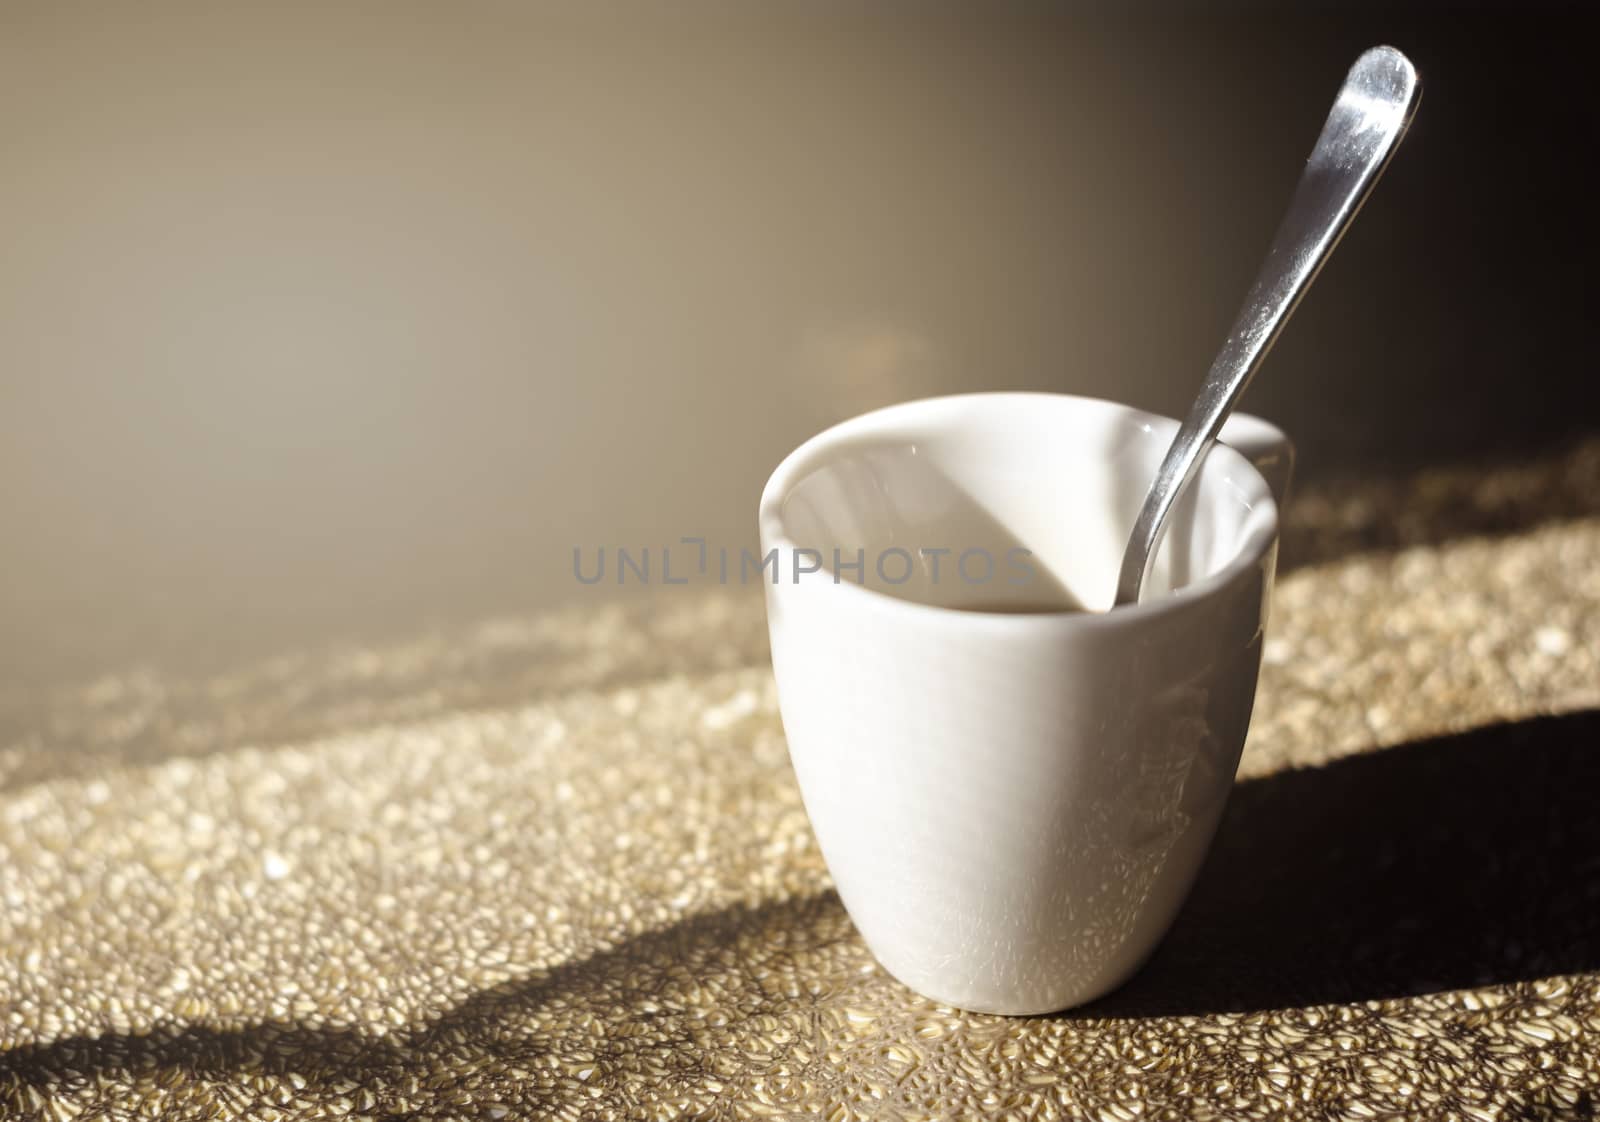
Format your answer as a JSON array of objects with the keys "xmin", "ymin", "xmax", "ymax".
[{"xmin": 758, "ymin": 392, "xmax": 1292, "ymax": 1015}]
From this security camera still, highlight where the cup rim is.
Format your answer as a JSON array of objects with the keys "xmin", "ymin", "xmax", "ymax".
[{"xmin": 757, "ymin": 391, "xmax": 1281, "ymax": 630}]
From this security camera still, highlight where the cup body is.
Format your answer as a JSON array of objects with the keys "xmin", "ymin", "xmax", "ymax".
[{"xmin": 758, "ymin": 393, "xmax": 1290, "ymax": 1014}]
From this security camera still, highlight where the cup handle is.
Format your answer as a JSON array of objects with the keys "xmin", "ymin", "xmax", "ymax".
[{"xmin": 1219, "ymin": 413, "xmax": 1295, "ymax": 509}]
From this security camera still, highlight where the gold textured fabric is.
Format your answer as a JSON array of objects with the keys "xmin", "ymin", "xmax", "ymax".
[{"xmin": 3, "ymin": 442, "xmax": 1599, "ymax": 1120}]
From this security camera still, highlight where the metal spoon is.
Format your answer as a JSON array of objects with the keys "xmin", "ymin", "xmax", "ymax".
[{"xmin": 1115, "ymin": 45, "xmax": 1421, "ymax": 607}]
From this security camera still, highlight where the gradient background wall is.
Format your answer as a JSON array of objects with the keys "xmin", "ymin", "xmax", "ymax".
[{"xmin": 2, "ymin": 2, "xmax": 1593, "ymax": 686}]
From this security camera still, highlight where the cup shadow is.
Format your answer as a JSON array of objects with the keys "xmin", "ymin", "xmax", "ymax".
[{"xmin": 1077, "ymin": 709, "xmax": 1600, "ymax": 1017}]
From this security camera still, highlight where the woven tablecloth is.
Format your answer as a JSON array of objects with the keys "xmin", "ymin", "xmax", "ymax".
[{"xmin": 3, "ymin": 442, "xmax": 1599, "ymax": 1120}]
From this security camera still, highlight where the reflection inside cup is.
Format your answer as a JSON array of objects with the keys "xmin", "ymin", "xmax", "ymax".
[{"xmin": 773, "ymin": 409, "xmax": 1257, "ymax": 613}]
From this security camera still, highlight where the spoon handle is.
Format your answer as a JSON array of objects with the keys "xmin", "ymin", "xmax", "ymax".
[{"xmin": 1114, "ymin": 46, "xmax": 1421, "ymax": 607}]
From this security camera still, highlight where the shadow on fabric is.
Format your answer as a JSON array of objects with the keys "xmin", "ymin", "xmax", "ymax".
[{"xmin": 1081, "ymin": 708, "xmax": 1600, "ymax": 1017}]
